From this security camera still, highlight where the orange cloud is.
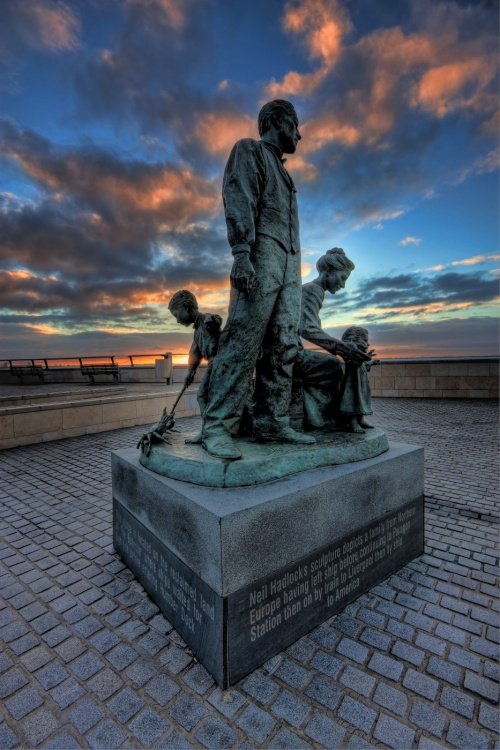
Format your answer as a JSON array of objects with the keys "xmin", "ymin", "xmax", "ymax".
[
  {"xmin": 125, "ymin": 0, "xmax": 185, "ymax": 29},
  {"xmin": 357, "ymin": 28, "xmax": 433, "ymax": 73},
  {"xmin": 301, "ymin": 260, "xmax": 313, "ymax": 278},
  {"xmin": 300, "ymin": 116, "xmax": 360, "ymax": 154},
  {"xmin": 2, "ymin": 269, "xmax": 58, "ymax": 283},
  {"xmin": 195, "ymin": 112, "xmax": 257, "ymax": 158},
  {"xmin": 197, "ymin": 112, "xmax": 321, "ymax": 178},
  {"xmin": 451, "ymin": 253, "xmax": 500, "ymax": 267},
  {"xmin": 155, "ymin": 0, "xmax": 184, "ymax": 27},
  {"xmin": 192, "ymin": 286, "xmax": 230, "ymax": 313},
  {"xmin": 337, "ymin": 29, "xmax": 436, "ymax": 146},
  {"xmin": 285, "ymin": 154, "xmax": 318, "ymax": 182},
  {"xmin": 266, "ymin": 70, "xmax": 326, "ymax": 99},
  {"xmin": 284, "ymin": 0, "xmax": 350, "ymax": 67},
  {"xmin": 5, "ymin": 269, "xmax": 33, "ymax": 280},
  {"xmin": 122, "ymin": 290, "xmax": 171, "ymax": 307},
  {"xmin": 413, "ymin": 58, "xmax": 496, "ymax": 117},
  {"xmin": 23, "ymin": 323, "xmax": 58, "ymax": 335},
  {"xmin": 361, "ymin": 301, "xmax": 475, "ymax": 318},
  {"xmin": 6, "ymin": 145, "xmax": 220, "ymax": 228},
  {"xmin": 273, "ymin": 28, "xmax": 433, "ymax": 150},
  {"xmin": 31, "ymin": 1, "xmax": 80, "ymax": 51},
  {"xmin": 136, "ymin": 169, "xmax": 217, "ymax": 218},
  {"xmin": 357, "ymin": 25, "xmax": 498, "ymax": 140},
  {"xmin": 265, "ymin": 0, "xmax": 350, "ymax": 98},
  {"xmin": 267, "ymin": 5, "xmax": 498, "ymax": 153}
]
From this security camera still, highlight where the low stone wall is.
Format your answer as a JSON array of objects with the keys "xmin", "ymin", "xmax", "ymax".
[
  {"xmin": 0, "ymin": 388, "xmax": 198, "ymax": 450},
  {"xmin": 0, "ymin": 359, "xmax": 173, "ymax": 386},
  {"xmin": 369, "ymin": 358, "xmax": 498, "ymax": 399},
  {"xmin": 0, "ymin": 386, "xmax": 127, "ymax": 408}
]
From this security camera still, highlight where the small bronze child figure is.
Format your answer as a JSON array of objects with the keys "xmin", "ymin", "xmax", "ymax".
[
  {"xmin": 338, "ymin": 326, "xmax": 379, "ymax": 433},
  {"xmin": 168, "ymin": 290, "xmax": 222, "ymax": 444}
]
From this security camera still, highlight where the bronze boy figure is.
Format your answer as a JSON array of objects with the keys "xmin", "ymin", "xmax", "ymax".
[{"xmin": 168, "ymin": 290, "xmax": 222, "ymax": 445}]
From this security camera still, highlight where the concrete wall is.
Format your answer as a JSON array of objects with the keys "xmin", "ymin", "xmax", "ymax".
[
  {"xmin": 0, "ymin": 358, "xmax": 173, "ymax": 386},
  {"xmin": 0, "ymin": 388, "xmax": 198, "ymax": 450},
  {"xmin": 0, "ymin": 387, "xmax": 126, "ymax": 409},
  {"xmin": 369, "ymin": 358, "xmax": 498, "ymax": 399},
  {"xmin": 176, "ymin": 358, "xmax": 499, "ymax": 398}
]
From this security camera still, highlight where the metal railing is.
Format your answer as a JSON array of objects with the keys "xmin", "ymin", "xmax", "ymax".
[{"xmin": 1, "ymin": 353, "xmax": 175, "ymax": 370}]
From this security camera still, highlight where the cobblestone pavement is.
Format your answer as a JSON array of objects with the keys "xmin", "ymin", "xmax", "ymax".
[{"xmin": 0, "ymin": 398, "xmax": 498, "ymax": 750}]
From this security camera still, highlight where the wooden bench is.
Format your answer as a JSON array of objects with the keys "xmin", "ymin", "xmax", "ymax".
[
  {"xmin": 79, "ymin": 357, "xmax": 120, "ymax": 384},
  {"xmin": 9, "ymin": 361, "xmax": 45, "ymax": 383}
]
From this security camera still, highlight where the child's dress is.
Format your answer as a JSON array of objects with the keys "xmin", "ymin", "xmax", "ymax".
[{"xmin": 339, "ymin": 361, "xmax": 373, "ymax": 416}]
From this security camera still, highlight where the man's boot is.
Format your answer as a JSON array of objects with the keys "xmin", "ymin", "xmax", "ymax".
[
  {"xmin": 202, "ymin": 433, "xmax": 242, "ymax": 460},
  {"xmin": 254, "ymin": 421, "xmax": 316, "ymax": 445}
]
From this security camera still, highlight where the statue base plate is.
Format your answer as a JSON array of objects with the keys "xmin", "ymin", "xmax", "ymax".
[
  {"xmin": 139, "ymin": 427, "xmax": 389, "ymax": 487},
  {"xmin": 113, "ymin": 442, "xmax": 424, "ymax": 687}
]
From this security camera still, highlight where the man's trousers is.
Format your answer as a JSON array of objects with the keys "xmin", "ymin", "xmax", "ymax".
[{"xmin": 202, "ymin": 236, "xmax": 301, "ymax": 439}]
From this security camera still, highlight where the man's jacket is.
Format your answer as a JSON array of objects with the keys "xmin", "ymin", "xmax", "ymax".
[{"xmin": 222, "ymin": 138, "xmax": 300, "ymax": 255}]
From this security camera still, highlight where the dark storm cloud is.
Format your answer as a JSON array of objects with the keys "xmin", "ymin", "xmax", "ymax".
[
  {"xmin": 0, "ymin": 269, "xmax": 78, "ymax": 312},
  {"xmin": 358, "ymin": 271, "xmax": 499, "ymax": 309},
  {"xmin": 434, "ymin": 272, "xmax": 499, "ymax": 302},
  {"xmin": 323, "ymin": 315, "xmax": 498, "ymax": 356},
  {"xmin": 0, "ymin": 118, "xmax": 220, "ymax": 231},
  {"xmin": 0, "ymin": 197, "xmax": 141, "ymax": 279},
  {"xmin": 0, "ymin": 119, "xmax": 232, "ymax": 327},
  {"xmin": 0, "ymin": 197, "xmax": 231, "ymax": 325},
  {"xmin": 359, "ymin": 275, "xmax": 417, "ymax": 293},
  {"xmin": 320, "ymin": 269, "xmax": 499, "ymax": 320}
]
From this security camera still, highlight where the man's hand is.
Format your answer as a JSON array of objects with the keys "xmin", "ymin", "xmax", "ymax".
[
  {"xmin": 230, "ymin": 253, "xmax": 255, "ymax": 297},
  {"xmin": 336, "ymin": 341, "xmax": 371, "ymax": 364}
]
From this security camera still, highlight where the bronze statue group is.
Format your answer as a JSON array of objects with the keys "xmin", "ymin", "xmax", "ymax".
[{"xmin": 163, "ymin": 99, "xmax": 379, "ymax": 461}]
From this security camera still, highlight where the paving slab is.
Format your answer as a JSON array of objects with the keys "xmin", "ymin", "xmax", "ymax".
[{"xmin": 0, "ymin": 398, "xmax": 498, "ymax": 748}]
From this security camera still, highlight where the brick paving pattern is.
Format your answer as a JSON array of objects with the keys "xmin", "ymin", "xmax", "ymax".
[{"xmin": 0, "ymin": 397, "xmax": 498, "ymax": 749}]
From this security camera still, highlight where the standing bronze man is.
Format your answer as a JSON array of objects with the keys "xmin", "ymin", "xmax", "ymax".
[{"xmin": 202, "ymin": 99, "xmax": 315, "ymax": 459}]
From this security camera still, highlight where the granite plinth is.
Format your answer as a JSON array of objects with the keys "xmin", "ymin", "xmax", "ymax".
[
  {"xmin": 138, "ymin": 427, "xmax": 389, "ymax": 487},
  {"xmin": 113, "ymin": 442, "xmax": 424, "ymax": 687}
]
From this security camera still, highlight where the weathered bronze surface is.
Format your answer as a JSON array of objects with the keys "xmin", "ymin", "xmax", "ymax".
[{"xmin": 139, "ymin": 426, "xmax": 389, "ymax": 487}]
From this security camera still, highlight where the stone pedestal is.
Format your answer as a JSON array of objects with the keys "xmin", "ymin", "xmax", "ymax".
[{"xmin": 112, "ymin": 440, "xmax": 424, "ymax": 687}]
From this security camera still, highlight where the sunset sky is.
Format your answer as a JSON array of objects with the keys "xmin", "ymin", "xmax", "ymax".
[{"xmin": 1, "ymin": 0, "xmax": 498, "ymax": 360}]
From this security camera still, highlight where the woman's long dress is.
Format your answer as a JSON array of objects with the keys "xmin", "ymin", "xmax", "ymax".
[{"xmin": 296, "ymin": 282, "xmax": 344, "ymax": 429}]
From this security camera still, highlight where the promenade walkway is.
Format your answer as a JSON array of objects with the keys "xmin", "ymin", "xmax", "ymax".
[{"xmin": 0, "ymin": 399, "xmax": 498, "ymax": 749}]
